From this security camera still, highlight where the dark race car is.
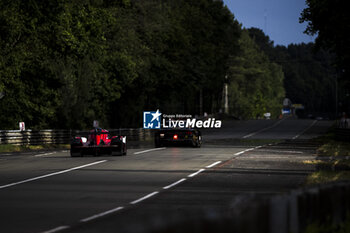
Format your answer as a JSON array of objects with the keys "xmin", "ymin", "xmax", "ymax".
[
  {"xmin": 70, "ymin": 128, "xmax": 127, "ymax": 157},
  {"xmin": 154, "ymin": 128, "xmax": 202, "ymax": 148}
]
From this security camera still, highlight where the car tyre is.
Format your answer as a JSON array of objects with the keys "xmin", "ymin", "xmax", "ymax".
[
  {"xmin": 192, "ymin": 136, "xmax": 202, "ymax": 148},
  {"xmin": 112, "ymin": 144, "xmax": 124, "ymax": 156}
]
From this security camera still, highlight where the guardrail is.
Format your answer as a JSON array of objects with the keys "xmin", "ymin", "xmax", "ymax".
[
  {"xmin": 150, "ymin": 181, "xmax": 350, "ymax": 233},
  {"xmin": 0, "ymin": 129, "xmax": 154, "ymax": 145}
]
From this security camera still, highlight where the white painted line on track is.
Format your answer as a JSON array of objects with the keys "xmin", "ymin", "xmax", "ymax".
[
  {"xmin": 234, "ymin": 151, "xmax": 245, "ymax": 156},
  {"xmin": 39, "ymin": 143, "xmax": 272, "ymax": 233},
  {"xmin": 35, "ymin": 152, "xmax": 56, "ymax": 157},
  {"xmin": 133, "ymin": 147, "xmax": 166, "ymax": 155},
  {"xmin": 188, "ymin": 169, "xmax": 205, "ymax": 178},
  {"xmin": 163, "ymin": 178, "xmax": 187, "ymax": 190},
  {"xmin": 41, "ymin": 225, "xmax": 70, "ymax": 233},
  {"xmin": 259, "ymin": 149, "xmax": 303, "ymax": 154},
  {"xmin": 242, "ymin": 118, "xmax": 286, "ymax": 139},
  {"xmin": 292, "ymin": 120, "xmax": 317, "ymax": 140},
  {"xmin": 0, "ymin": 160, "xmax": 107, "ymax": 189},
  {"xmin": 206, "ymin": 161, "xmax": 222, "ymax": 168},
  {"xmin": 233, "ymin": 146, "xmax": 263, "ymax": 157},
  {"xmin": 80, "ymin": 207, "xmax": 124, "ymax": 222},
  {"xmin": 130, "ymin": 191, "xmax": 159, "ymax": 204}
]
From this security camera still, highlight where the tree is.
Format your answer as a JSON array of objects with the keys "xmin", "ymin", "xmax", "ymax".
[
  {"xmin": 300, "ymin": 0, "xmax": 350, "ymax": 115},
  {"xmin": 300, "ymin": 0, "xmax": 349, "ymax": 76},
  {"xmin": 1, "ymin": 0, "xmax": 289, "ymax": 129},
  {"xmin": 227, "ymin": 30, "xmax": 285, "ymax": 119},
  {"xmin": 248, "ymin": 27, "xmax": 337, "ymax": 117}
]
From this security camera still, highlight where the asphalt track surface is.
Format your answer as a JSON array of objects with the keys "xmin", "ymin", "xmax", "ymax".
[{"xmin": 0, "ymin": 118, "xmax": 333, "ymax": 233}]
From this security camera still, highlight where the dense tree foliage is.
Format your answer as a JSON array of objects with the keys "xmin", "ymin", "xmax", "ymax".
[
  {"xmin": 227, "ymin": 30, "xmax": 285, "ymax": 119},
  {"xmin": 0, "ymin": 0, "xmax": 127, "ymax": 129},
  {"xmin": 300, "ymin": 0, "xmax": 350, "ymax": 115},
  {"xmin": 113, "ymin": 0, "xmax": 242, "ymax": 127},
  {"xmin": 0, "ymin": 0, "xmax": 287, "ymax": 129},
  {"xmin": 300, "ymin": 0, "xmax": 349, "ymax": 75},
  {"xmin": 248, "ymin": 28, "xmax": 337, "ymax": 117}
]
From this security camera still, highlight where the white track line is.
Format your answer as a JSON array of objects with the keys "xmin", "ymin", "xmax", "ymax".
[
  {"xmin": 41, "ymin": 226, "xmax": 70, "ymax": 233},
  {"xmin": 35, "ymin": 152, "xmax": 56, "ymax": 157},
  {"xmin": 234, "ymin": 151, "xmax": 245, "ymax": 156},
  {"xmin": 233, "ymin": 146, "xmax": 263, "ymax": 157},
  {"xmin": 206, "ymin": 161, "xmax": 222, "ymax": 168},
  {"xmin": 163, "ymin": 178, "xmax": 187, "ymax": 189},
  {"xmin": 80, "ymin": 207, "xmax": 124, "ymax": 222},
  {"xmin": 259, "ymin": 149, "xmax": 303, "ymax": 154},
  {"xmin": 41, "ymin": 145, "xmax": 270, "ymax": 233},
  {"xmin": 242, "ymin": 118, "xmax": 286, "ymax": 138},
  {"xmin": 130, "ymin": 191, "xmax": 159, "ymax": 204},
  {"xmin": 188, "ymin": 169, "xmax": 205, "ymax": 178},
  {"xmin": 133, "ymin": 147, "xmax": 166, "ymax": 155},
  {"xmin": 292, "ymin": 120, "xmax": 317, "ymax": 140},
  {"xmin": 0, "ymin": 160, "xmax": 107, "ymax": 189}
]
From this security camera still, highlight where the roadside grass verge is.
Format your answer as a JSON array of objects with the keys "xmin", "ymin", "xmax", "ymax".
[
  {"xmin": 317, "ymin": 140, "xmax": 350, "ymax": 157},
  {"xmin": 304, "ymin": 159, "xmax": 350, "ymax": 170},
  {"xmin": 0, "ymin": 144, "xmax": 70, "ymax": 153},
  {"xmin": 304, "ymin": 130, "xmax": 350, "ymax": 185},
  {"xmin": 305, "ymin": 170, "xmax": 350, "ymax": 185}
]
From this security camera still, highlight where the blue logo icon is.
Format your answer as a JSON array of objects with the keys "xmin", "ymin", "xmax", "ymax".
[{"xmin": 143, "ymin": 110, "xmax": 162, "ymax": 129}]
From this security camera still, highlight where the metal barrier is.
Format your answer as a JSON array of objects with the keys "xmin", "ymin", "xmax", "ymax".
[
  {"xmin": 0, "ymin": 129, "xmax": 154, "ymax": 145},
  {"xmin": 150, "ymin": 181, "xmax": 350, "ymax": 233}
]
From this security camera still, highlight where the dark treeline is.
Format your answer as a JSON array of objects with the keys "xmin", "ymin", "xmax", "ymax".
[
  {"xmin": 0, "ymin": 0, "xmax": 338, "ymax": 130},
  {"xmin": 300, "ymin": 0, "xmax": 350, "ymax": 115},
  {"xmin": 248, "ymin": 28, "xmax": 337, "ymax": 117},
  {"xmin": 0, "ymin": 0, "xmax": 239, "ymax": 129},
  {"xmin": 0, "ymin": 0, "xmax": 285, "ymax": 129}
]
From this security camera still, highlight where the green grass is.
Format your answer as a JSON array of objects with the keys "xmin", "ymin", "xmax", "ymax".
[
  {"xmin": 305, "ymin": 170, "xmax": 350, "ymax": 185},
  {"xmin": 304, "ymin": 159, "xmax": 350, "ymax": 169},
  {"xmin": 305, "ymin": 130, "xmax": 350, "ymax": 186},
  {"xmin": 317, "ymin": 140, "xmax": 350, "ymax": 157},
  {"xmin": 0, "ymin": 144, "xmax": 70, "ymax": 153},
  {"xmin": 0, "ymin": 144, "xmax": 22, "ymax": 153}
]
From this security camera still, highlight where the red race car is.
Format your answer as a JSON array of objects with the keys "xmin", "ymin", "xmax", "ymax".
[{"xmin": 70, "ymin": 128, "xmax": 127, "ymax": 157}]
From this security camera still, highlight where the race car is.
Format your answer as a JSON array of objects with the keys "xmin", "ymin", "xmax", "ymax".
[
  {"xmin": 154, "ymin": 128, "xmax": 202, "ymax": 148},
  {"xmin": 70, "ymin": 128, "xmax": 127, "ymax": 157}
]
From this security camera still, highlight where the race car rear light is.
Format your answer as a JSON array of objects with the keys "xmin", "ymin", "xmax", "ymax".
[{"xmin": 173, "ymin": 134, "xmax": 178, "ymax": 140}]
